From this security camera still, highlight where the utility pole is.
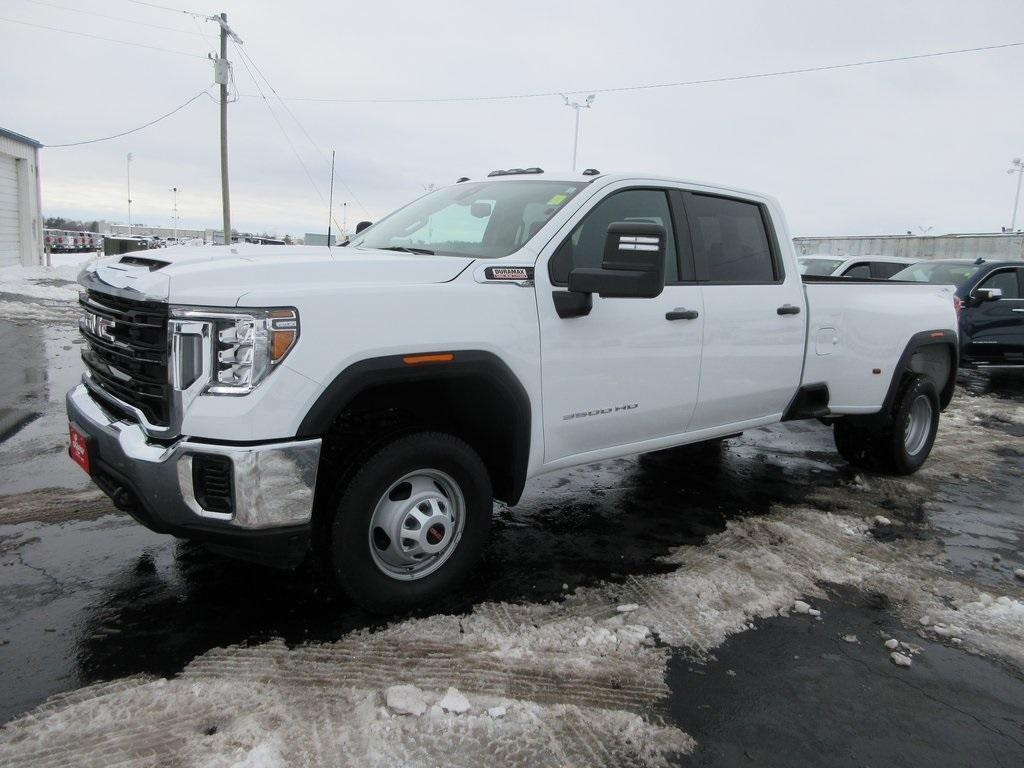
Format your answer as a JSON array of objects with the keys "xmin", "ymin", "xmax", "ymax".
[
  {"xmin": 562, "ymin": 94, "xmax": 595, "ymax": 172},
  {"xmin": 218, "ymin": 13, "xmax": 230, "ymax": 244},
  {"xmin": 170, "ymin": 186, "xmax": 179, "ymax": 240},
  {"xmin": 1008, "ymin": 157, "xmax": 1024, "ymax": 231},
  {"xmin": 210, "ymin": 13, "xmax": 242, "ymax": 244},
  {"xmin": 126, "ymin": 152, "xmax": 133, "ymax": 236}
]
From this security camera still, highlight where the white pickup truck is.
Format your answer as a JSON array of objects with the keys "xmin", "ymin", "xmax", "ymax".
[{"xmin": 67, "ymin": 169, "xmax": 958, "ymax": 612}]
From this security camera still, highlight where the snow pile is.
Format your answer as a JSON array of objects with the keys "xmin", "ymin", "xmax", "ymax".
[
  {"xmin": 0, "ymin": 263, "xmax": 84, "ymax": 324},
  {"xmin": 0, "ymin": 615, "xmax": 689, "ymax": 767},
  {"xmin": 0, "ymin": 263, "xmax": 85, "ymax": 301},
  {"xmin": 2, "ymin": 388, "xmax": 1022, "ymax": 765}
]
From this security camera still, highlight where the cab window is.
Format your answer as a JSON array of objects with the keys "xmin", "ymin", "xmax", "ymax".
[
  {"xmin": 550, "ymin": 189, "xmax": 678, "ymax": 284},
  {"xmin": 843, "ymin": 263, "xmax": 872, "ymax": 279},
  {"xmin": 687, "ymin": 194, "xmax": 778, "ymax": 283},
  {"xmin": 976, "ymin": 269, "xmax": 1021, "ymax": 299}
]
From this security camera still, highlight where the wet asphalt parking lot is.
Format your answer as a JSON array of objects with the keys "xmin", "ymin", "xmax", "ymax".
[{"xmin": 1, "ymin": 305, "xmax": 1024, "ymax": 766}]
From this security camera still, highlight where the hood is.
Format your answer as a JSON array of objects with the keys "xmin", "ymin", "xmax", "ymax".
[{"xmin": 79, "ymin": 244, "xmax": 475, "ymax": 306}]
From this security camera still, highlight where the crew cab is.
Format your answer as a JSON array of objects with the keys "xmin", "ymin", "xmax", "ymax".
[
  {"xmin": 891, "ymin": 258, "xmax": 1024, "ymax": 368},
  {"xmin": 66, "ymin": 170, "xmax": 958, "ymax": 612}
]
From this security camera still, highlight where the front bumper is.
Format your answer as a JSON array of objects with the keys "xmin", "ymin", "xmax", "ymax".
[{"xmin": 66, "ymin": 383, "xmax": 321, "ymax": 568}]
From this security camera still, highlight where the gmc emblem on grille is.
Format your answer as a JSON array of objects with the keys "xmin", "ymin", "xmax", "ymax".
[{"xmin": 82, "ymin": 311, "xmax": 116, "ymax": 342}]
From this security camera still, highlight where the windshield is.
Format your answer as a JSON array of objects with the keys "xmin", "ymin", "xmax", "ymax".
[
  {"xmin": 798, "ymin": 257, "xmax": 844, "ymax": 275},
  {"xmin": 350, "ymin": 180, "xmax": 586, "ymax": 258},
  {"xmin": 890, "ymin": 261, "xmax": 981, "ymax": 286}
]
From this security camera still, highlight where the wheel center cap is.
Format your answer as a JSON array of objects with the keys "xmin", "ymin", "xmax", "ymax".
[{"xmin": 426, "ymin": 523, "xmax": 446, "ymax": 545}]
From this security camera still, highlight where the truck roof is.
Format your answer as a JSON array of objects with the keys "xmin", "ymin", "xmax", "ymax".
[{"xmin": 462, "ymin": 168, "xmax": 773, "ymax": 203}]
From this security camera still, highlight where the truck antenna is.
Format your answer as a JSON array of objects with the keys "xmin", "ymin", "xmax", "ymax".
[{"xmin": 327, "ymin": 149, "xmax": 336, "ymax": 249}]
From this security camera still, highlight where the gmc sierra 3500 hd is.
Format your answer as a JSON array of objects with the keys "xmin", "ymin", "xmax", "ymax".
[{"xmin": 67, "ymin": 168, "xmax": 959, "ymax": 612}]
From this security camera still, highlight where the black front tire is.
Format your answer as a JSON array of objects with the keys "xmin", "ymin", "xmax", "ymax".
[{"xmin": 328, "ymin": 432, "xmax": 492, "ymax": 614}]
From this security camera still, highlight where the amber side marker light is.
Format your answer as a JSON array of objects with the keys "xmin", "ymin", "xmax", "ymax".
[
  {"xmin": 403, "ymin": 353, "xmax": 455, "ymax": 365},
  {"xmin": 269, "ymin": 309, "xmax": 299, "ymax": 363},
  {"xmin": 930, "ymin": 331, "xmax": 945, "ymax": 338}
]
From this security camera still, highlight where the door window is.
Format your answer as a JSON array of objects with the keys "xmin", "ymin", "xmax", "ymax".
[
  {"xmin": 871, "ymin": 261, "xmax": 906, "ymax": 279},
  {"xmin": 843, "ymin": 263, "xmax": 872, "ymax": 279},
  {"xmin": 688, "ymin": 194, "xmax": 778, "ymax": 282},
  {"xmin": 550, "ymin": 189, "xmax": 678, "ymax": 284},
  {"xmin": 976, "ymin": 269, "xmax": 1021, "ymax": 299}
]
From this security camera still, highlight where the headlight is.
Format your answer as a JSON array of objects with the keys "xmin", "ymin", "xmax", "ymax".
[{"xmin": 170, "ymin": 307, "xmax": 298, "ymax": 395}]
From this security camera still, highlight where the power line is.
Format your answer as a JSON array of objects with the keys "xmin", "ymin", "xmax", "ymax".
[
  {"xmin": 122, "ymin": 0, "xmax": 199, "ymax": 15},
  {"xmin": 234, "ymin": 44, "xmax": 371, "ymax": 218},
  {"xmin": 238, "ymin": 40, "xmax": 1024, "ymax": 104},
  {"xmin": 44, "ymin": 90, "xmax": 212, "ymax": 147},
  {"xmin": 231, "ymin": 41, "xmax": 338, "ymax": 224},
  {"xmin": 0, "ymin": 15, "xmax": 208, "ymax": 58},
  {"xmin": 17, "ymin": 0, "xmax": 211, "ymax": 37}
]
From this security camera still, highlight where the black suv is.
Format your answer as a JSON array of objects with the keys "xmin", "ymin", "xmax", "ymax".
[{"xmin": 891, "ymin": 258, "xmax": 1024, "ymax": 368}]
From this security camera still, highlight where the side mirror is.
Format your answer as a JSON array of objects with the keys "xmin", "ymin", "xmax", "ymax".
[
  {"xmin": 355, "ymin": 220, "xmax": 372, "ymax": 234},
  {"xmin": 567, "ymin": 221, "xmax": 667, "ymax": 299},
  {"xmin": 976, "ymin": 287, "xmax": 1002, "ymax": 302},
  {"xmin": 470, "ymin": 201, "xmax": 492, "ymax": 218}
]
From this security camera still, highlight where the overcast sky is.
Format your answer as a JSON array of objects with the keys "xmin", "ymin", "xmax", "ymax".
[{"xmin": 3, "ymin": 0, "xmax": 1024, "ymax": 238}]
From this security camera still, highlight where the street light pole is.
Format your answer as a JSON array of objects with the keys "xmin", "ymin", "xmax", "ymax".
[
  {"xmin": 126, "ymin": 152, "xmax": 133, "ymax": 237},
  {"xmin": 1008, "ymin": 157, "xmax": 1024, "ymax": 231},
  {"xmin": 170, "ymin": 186, "xmax": 179, "ymax": 240},
  {"xmin": 562, "ymin": 94, "xmax": 595, "ymax": 172}
]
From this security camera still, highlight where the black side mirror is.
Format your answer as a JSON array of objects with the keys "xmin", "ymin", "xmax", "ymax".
[
  {"xmin": 568, "ymin": 221, "xmax": 667, "ymax": 299},
  {"xmin": 355, "ymin": 220, "xmax": 372, "ymax": 234}
]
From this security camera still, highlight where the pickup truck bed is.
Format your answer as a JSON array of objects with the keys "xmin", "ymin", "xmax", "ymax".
[{"xmin": 801, "ymin": 279, "xmax": 958, "ymax": 414}]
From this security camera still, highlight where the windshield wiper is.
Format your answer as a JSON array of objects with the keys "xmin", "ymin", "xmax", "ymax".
[{"xmin": 378, "ymin": 245, "xmax": 435, "ymax": 255}]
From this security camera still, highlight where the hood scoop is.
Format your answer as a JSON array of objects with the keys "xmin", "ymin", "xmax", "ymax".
[{"xmin": 119, "ymin": 256, "xmax": 169, "ymax": 271}]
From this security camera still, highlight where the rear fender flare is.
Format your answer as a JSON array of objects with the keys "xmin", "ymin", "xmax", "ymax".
[{"xmin": 881, "ymin": 330, "xmax": 958, "ymax": 414}]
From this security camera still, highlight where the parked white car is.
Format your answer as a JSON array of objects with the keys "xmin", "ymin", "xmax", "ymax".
[
  {"xmin": 67, "ymin": 170, "xmax": 958, "ymax": 612},
  {"xmin": 798, "ymin": 254, "xmax": 918, "ymax": 279}
]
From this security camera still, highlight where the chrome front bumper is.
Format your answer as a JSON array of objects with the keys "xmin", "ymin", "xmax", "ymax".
[{"xmin": 67, "ymin": 383, "xmax": 321, "ymax": 557}]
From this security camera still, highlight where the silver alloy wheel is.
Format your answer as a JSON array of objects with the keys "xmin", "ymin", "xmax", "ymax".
[
  {"xmin": 903, "ymin": 394, "xmax": 933, "ymax": 456},
  {"xmin": 368, "ymin": 469, "xmax": 466, "ymax": 581}
]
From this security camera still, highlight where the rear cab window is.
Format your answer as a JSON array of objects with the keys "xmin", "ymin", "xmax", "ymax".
[{"xmin": 686, "ymin": 193, "xmax": 782, "ymax": 283}]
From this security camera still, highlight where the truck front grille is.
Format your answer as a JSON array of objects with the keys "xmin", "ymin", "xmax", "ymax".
[{"xmin": 79, "ymin": 290, "xmax": 171, "ymax": 426}]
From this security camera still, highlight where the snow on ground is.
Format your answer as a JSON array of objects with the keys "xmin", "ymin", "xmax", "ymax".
[
  {"xmin": 3, "ymin": 391, "xmax": 1023, "ymax": 767},
  {"xmin": 0, "ymin": 279, "xmax": 1022, "ymax": 765},
  {"xmin": 0, "ymin": 262, "xmax": 91, "ymax": 324}
]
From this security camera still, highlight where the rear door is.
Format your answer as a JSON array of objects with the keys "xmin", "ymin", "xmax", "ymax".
[
  {"xmin": 684, "ymin": 191, "xmax": 806, "ymax": 430},
  {"xmin": 963, "ymin": 267, "xmax": 1024, "ymax": 364},
  {"xmin": 536, "ymin": 183, "xmax": 704, "ymax": 463}
]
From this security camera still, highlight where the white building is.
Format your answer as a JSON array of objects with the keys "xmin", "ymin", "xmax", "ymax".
[
  {"xmin": 0, "ymin": 128, "xmax": 44, "ymax": 267},
  {"xmin": 793, "ymin": 232, "xmax": 1024, "ymax": 261}
]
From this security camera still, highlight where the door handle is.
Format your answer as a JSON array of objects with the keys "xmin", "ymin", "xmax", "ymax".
[
  {"xmin": 777, "ymin": 304, "xmax": 801, "ymax": 316},
  {"xmin": 666, "ymin": 308, "xmax": 699, "ymax": 321}
]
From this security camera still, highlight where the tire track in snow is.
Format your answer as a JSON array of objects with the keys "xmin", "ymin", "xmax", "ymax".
[{"xmin": 2, "ymin": 389, "xmax": 1022, "ymax": 766}]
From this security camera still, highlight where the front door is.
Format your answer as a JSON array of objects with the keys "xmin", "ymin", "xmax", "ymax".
[
  {"xmin": 963, "ymin": 267, "xmax": 1024, "ymax": 364},
  {"xmin": 536, "ymin": 184, "xmax": 704, "ymax": 464}
]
